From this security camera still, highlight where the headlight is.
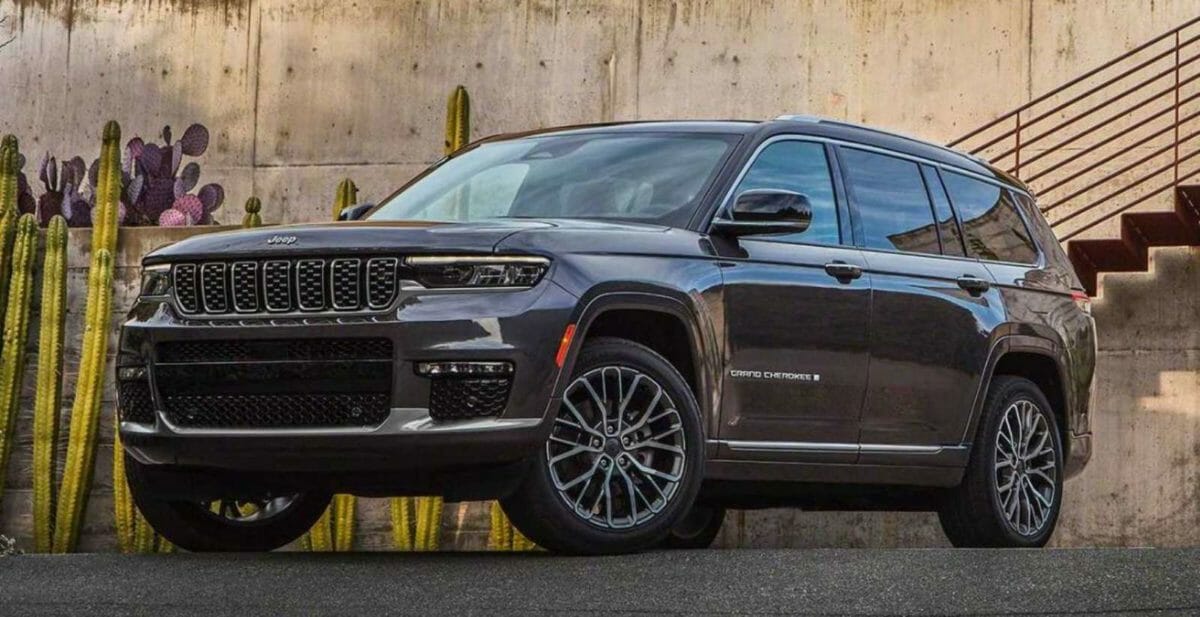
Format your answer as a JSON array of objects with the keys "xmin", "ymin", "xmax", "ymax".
[
  {"xmin": 139, "ymin": 264, "xmax": 172, "ymax": 298},
  {"xmin": 405, "ymin": 256, "xmax": 549, "ymax": 289}
]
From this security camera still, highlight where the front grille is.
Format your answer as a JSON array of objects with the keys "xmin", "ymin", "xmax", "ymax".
[
  {"xmin": 118, "ymin": 380, "xmax": 155, "ymax": 424},
  {"xmin": 158, "ymin": 338, "xmax": 392, "ymax": 363},
  {"xmin": 172, "ymin": 257, "xmax": 400, "ymax": 316},
  {"xmin": 162, "ymin": 392, "xmax": 390, "ymax": 429},
  {"xmin": 428, "ymin": 377, "xmax": 511, "ymax": 420},
  {"xmin": 154, "ymin": 338, "xmax": 393, "ymax": 429}
]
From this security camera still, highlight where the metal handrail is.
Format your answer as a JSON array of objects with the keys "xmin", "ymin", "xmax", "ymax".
[
  {"xmin": 949, "ymin": 14, "xmax": 1200, "ymax": 147},
  {"xmin": 949, "ymin": 17, "xmax": 1200, "ymax": 239}
]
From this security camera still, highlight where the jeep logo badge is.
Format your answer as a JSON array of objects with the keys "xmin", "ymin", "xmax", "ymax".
[{"xmin": 266, "ymin": 235, "xmax": 297, "ymax": 246}]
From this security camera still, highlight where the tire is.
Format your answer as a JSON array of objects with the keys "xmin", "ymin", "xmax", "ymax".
[
  {"xmin": 660, "ymin": 505, "xmax": 725, "ymax": 550},
  {"xmin": 124, "ymin": 454, "xmax": 331, "ymax": 552},
  {"xmin": 502, "ymin": 337, "xmax": 705, "ymax": 555},
  {"xmin": 938, "ymin": 376, "xmax": 1064, "ymax": 548}
]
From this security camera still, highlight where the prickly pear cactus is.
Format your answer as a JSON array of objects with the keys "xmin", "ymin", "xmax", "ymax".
[
  {"xmin": 32, "ymin": 216, "xmax": 67, "ymax": 553},
  {"xmin": 0, "ymin": 215, "xmax": 38, "ymax": 506},
  {"xmin": 120, "ymin": 123, "xmax": 223, "ymax": 226},
  {"xmin": 242, "ymin": 196, "xmax": 262, "ymax": 228}
]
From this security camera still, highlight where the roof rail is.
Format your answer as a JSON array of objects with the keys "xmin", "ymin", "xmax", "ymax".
[{"xmin": 773, "ymin": 114, "xmax": 990, "ymax": 164}]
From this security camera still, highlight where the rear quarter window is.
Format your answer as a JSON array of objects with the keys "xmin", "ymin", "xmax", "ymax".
[{"xmin": 941, "ymin": 172, "xmax": 1039, "ymax": 264}]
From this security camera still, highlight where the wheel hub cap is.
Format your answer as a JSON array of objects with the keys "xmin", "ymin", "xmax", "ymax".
[
  {"xmin": 994, "ymin": 399, "xmax": 1058, "ymax": 537},
  {"xmin": 546, "ymin": 366, "xmax": 687, "ymax": 530}
]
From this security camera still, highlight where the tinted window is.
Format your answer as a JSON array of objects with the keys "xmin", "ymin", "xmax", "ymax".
[
  {"xmin": 841, "ymin": 148, "xmax": 940, "ymax": 255},
  {"xmin": 942, "ymin": 172, "xmax": 1039, "ymax": 264},
  {"xmin": 922, "ymin": 166, "xmax": 966, "ymax": 257},
  {"xmin": 730, "ymin": 140, "xmax": 840, "ymax": 245}
]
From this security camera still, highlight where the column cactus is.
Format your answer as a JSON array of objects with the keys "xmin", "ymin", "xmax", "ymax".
[
  {"xmin": 332, "ymin": 179, "xmax": 358, "ymax": 220},
  {"xmin": 242, "ymin": 196, "xmax": 263, "ymax": 228},
  {"xmin": 53, "ymin": 120, "xmax": 122, "ymax": 552},
  {"xmin": 31, "ymin": 215, "xmax": 67, "ymax": 552},
  {"xmin": 0, "ymin": 136, "xmax": 20, "ymax": 333},
  {"xmin": 445, "ymin": 85, "xmax": 470, "ymax": 155},
  {"xmin": 0, "ymin": 214, "xmax": 37, "ymax": 504}
]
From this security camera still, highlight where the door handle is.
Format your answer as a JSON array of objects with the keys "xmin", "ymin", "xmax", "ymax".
[
  {"xmin": 956, "ymin": 275, "xmax": 991, "ymax": 296},
  {"xmin": 824, "ymin": 261, "xmax": 863, "ymax": 283}
]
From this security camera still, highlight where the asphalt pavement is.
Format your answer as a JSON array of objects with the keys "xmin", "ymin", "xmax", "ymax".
[{"xmin": 1, "ymin": 548, "xmax": 1197, "ymax": 616}]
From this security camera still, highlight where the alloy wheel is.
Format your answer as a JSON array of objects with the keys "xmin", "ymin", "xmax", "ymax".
[
  {"xmin": 994, "ymin": 399, "xmax": 1057, "ymax": 537},
  {"xmin": 204, "ymin": 495, "xmax": 300, "ymax": 524},
  {"xmin": 546, "ymin": 366, "xmax": 687, "ymax": 529}
]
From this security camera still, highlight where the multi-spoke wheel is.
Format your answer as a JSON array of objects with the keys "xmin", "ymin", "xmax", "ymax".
[
  {"xmin": 939, "ymin": 376, "xmax": 1064, "ymax": 548},
  {"xmin": 502, "ymin": 337, "xmax": 704, "ymax": 555},
  {"xmin": 124, "ymin": 454, "xmax": 330, "ymax": 552},
  {"xmin": 994, "ymin": 400, "xmax": 1058, "ymax": 537}
]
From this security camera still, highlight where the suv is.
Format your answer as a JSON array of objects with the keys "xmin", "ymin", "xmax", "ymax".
[{"xmin": 119, "ymin": 117, "xmax": 1095, "ymax": 554}]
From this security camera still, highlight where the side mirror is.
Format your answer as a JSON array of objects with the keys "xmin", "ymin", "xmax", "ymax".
[
  {"xmin": 711, "ymin": 189, "xmax": 812, "ymax": 237},
  {"xmin": 338, "ymin": 203, "xmax": 375, "ymax": 221}
]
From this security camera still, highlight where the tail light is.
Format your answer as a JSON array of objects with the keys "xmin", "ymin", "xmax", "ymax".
[{"xmin": 1071, "ymin": 290, "xmax": 1091, "ymax": 315}]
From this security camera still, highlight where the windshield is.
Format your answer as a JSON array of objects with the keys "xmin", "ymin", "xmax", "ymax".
[{"xmin": 368, "ymin": 132, "xmax": 739, "ymax": 227}]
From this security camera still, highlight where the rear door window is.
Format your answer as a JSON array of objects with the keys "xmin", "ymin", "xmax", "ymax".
[
  {"xmin": 941, "ymin": 171, "xmax": 1039, "ymax": 264},
  {"xmin": 840, "ymin": 147, "xmax": 941, "ymax": 255}
]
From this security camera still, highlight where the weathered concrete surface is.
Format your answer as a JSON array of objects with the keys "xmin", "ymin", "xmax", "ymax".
[{"xmin": 3, "ymin": 0, "xmax": 1200, "ymax": 551}]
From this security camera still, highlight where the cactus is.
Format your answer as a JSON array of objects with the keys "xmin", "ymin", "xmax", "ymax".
[
  {"xmin": 487, "ymin": 502, "xmax": 536, "ymax": 551},
  {"xmin": 332, "ymin": 178, "xmax": 358, "ymax": 220},
  {"xmin": 31, "ymin": 216, "xmax": 67, "ymax": 553},
  {"xmin": 415, "ymin": 495, "xmax": 443, "ymax": 551},
  {"xmin": 242, "ymin": 196, "xmax": 262, "ymax": 228},
  {"xmin": 445, "ymin": 85, "xmax": 470, "ymax": 155},
  {"xmin": 52, "ymin": 121, "xmax": 122, "ymax": 552},
  {"xmin": 0, "ymin": 137, "xmax": 19, "ymax": 328},
  {"xmin": 0, "ymin": 214, "xmax": 37, "ymax": 506},
  {"xmin": 390, "ymin": 497, "xmax": 414, "ymax": 550},
  {"xmin": 333, "ymin": 494, "xmax": 355, "ymax": 551},
  {"xmin": 116, "ymin": 123, "xmax": 223, "ymax": 226}
]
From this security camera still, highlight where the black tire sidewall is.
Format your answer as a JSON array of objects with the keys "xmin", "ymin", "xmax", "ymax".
[
  {"xmin": 124, "ymin": 454, "xmax": 331, "ymax": 552},
  {"xmin": 978, "ymin": 377, "xmax": 1065, "ymax": 547},
  {"xmin": 504, "ymin": 337, "xmax": 705, "ymax": 555}
]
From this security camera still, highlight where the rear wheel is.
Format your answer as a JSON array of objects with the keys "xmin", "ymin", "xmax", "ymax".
[
  {"xmin": 502, "ymin": 337, "xmax": 705, "ymax": 555},
  {"xmin": 124, "ymin": 454, "xmax": 331, "ymax": 552},
  {"xmin": 938, "ymin": 376, "xmax": 1063, "ymax": 548},
  {"xmin": 660, "ymin": 504, "xmax": 725, "ymax": 549}
]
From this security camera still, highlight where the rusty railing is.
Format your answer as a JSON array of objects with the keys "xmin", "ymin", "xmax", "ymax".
[{"xmin": 949, "ymin": 16, "xmax": 1200, "ymax": 241}]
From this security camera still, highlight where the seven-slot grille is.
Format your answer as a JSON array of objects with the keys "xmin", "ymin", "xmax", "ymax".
[{"xmin": 172, "ymin": 257, "xmax": 399, "ymax": 315}]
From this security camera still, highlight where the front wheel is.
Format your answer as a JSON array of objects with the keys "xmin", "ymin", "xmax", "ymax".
[
  {"xmin": 938, "ymin": 376, "xmax": 1064, "ymax": 548},
  {"xmin": 502, "ymin": 337, "xmax": 705, "ymax": 555},
  {"xmin": 124, "ymin": 454, "xmax": 331, "ymax": 552}
]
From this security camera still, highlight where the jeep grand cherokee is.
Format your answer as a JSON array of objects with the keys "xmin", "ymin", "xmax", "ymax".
[{"xmin": 118, "ymin": 117, "xmax": 1095, "ymax": 554}]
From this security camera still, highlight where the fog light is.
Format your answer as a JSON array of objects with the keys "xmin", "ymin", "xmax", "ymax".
[
  {"xmin": 118, "ymin": 366, "xmax": 148, "ymax": 381},
  {"xmin": 415, "ymin": 361, "xmax": 514, "ymax": 377}
]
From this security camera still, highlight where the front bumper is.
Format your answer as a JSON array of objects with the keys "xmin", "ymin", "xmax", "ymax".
[{"xmin": 117, "ymin": 280, "xmax": 578, "ymax": 479}]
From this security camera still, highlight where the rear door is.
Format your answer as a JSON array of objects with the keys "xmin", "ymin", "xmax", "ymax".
[
  {"xmin": 839, "ymin": 147, "xmax": 1002, "ymax": 461},
  {"xmin": 716, "ymin": 137, "xmax": 871, "ymax": 464}
]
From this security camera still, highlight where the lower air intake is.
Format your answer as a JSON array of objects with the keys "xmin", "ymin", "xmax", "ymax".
[{"xmin": 428, "ymin": 377, "xmax": 512, "ymax": 420}]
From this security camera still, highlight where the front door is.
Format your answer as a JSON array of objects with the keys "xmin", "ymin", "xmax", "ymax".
[{"xmin": 715, "ymin": 138, "xmax": 871, "ymax": 463}]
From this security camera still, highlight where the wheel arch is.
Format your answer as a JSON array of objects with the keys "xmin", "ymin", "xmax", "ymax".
[
  {"xmin": 553, "ymin": 289, "xmax": 719, "ymax": 443},
  {"xmin": 964, "ymin": 335, "xmax": 1072, "ymax": 459}
]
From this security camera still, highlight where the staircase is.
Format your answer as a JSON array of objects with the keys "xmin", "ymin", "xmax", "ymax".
[{"xmin": 950, "ymin": 17, "xmax": 1200, "ymax": 296}]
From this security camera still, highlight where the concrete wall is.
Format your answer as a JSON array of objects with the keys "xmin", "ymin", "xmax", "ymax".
[{"xmin": 3, "ymin": 0, "xmax": 1200, "ymax": 550}]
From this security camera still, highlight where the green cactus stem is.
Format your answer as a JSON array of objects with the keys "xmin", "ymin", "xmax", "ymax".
[
  {"xmin": 242, "ymin": 196, "xmax": 262, "ymax": 228},
  {"xmin": 52, "ymin": 248, "xmax": 115, "ymax": 552},
  {"xmin": 93, "ymin": 122, "xmax": 122, "ymax": 256},
  {"xmin": 390, "ymin": 497, "xmax": 414, "ymax": 550},
  {"xmin": 32, "ymin": 216, "xmax": 67, "ymax": 553},
  {"xmin": 0, "ymin": 138, "xmax": 20, "ymax": 331},
  {"xmin": 113, "ymin": 430, "xmax": 135, "ymax": 553},
  {"xmin": 445, "ymin": 85, "xmax": 470, "ymax": 155},
  {"xmin": 332, "ymin": 179, "xmax": 358, "ymax": 221},
  {"xmin": 333, "ymin": 494, "xmax": 355, "ymax": 551},
  {"xmin": 0, "ymin": 214, "xmax": 37, "ymax": 507}
]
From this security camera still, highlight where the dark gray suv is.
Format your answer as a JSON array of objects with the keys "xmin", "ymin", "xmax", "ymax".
[{"xmin": 118, "ymin": 117, "xmax": 1095, "ymax": 554}]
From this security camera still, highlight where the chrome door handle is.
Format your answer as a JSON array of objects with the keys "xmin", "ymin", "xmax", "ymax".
[
  {"xmin": 956, "ymin": 275, "xmax": 991, "ymax": 296},
  {"xmin": 824, "ymin": 261, "xmax": 862, "ymax": 283}
]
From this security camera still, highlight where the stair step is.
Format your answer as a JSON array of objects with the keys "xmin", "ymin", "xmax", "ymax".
[{"xmin": 1067, "ymin": 186, "xmax": 1200, "ymax": 296}]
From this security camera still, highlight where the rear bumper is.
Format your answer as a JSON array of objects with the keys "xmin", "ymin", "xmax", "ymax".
[{"xmin": 1064, "ymin": 431, "xmax": 1092, "ymax": 479}]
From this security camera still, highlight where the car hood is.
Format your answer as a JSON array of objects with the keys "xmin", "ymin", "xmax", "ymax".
[{"xmin": 142, "ymin": 218, "xmax": 674, "ymax": 264}]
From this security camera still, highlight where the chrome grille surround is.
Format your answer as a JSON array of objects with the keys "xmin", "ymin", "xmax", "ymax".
[{"xmin": 172, "ymin": 257, "xmax": 399, "ymax": 316}]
